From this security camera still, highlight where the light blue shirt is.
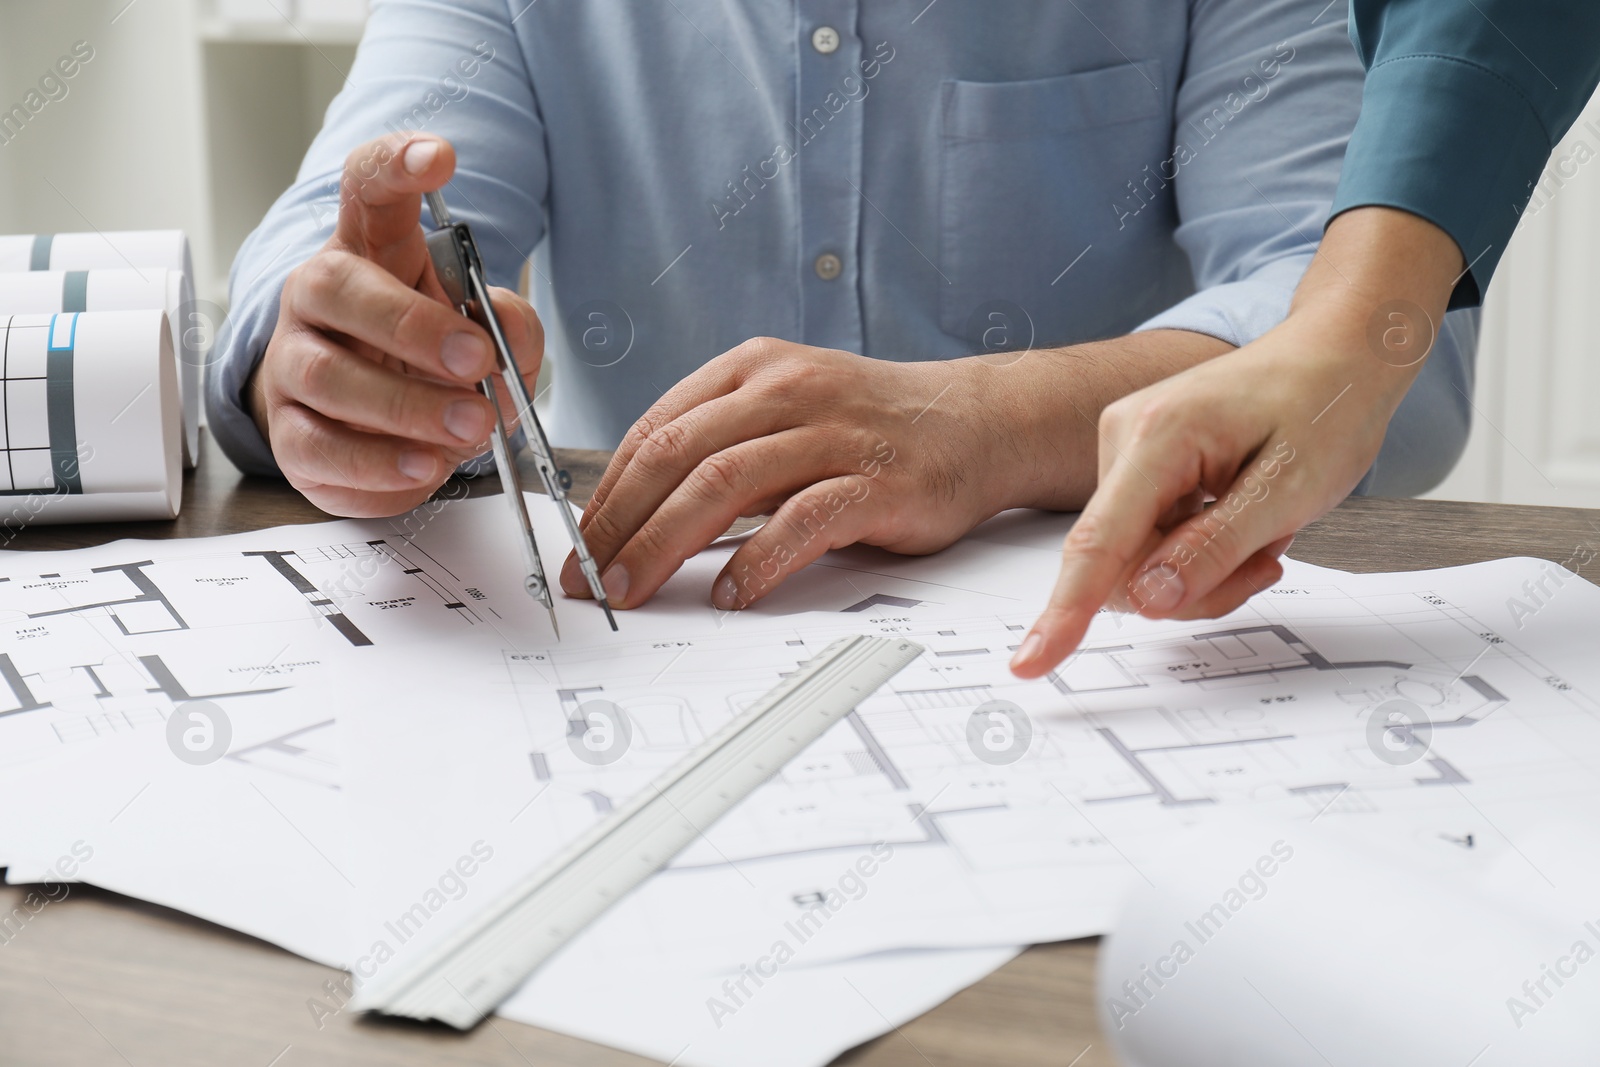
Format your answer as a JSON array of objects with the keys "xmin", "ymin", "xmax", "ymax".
[{"xmin": 212, "ymin": 0, "xmax": 1477, "ymax": 496}]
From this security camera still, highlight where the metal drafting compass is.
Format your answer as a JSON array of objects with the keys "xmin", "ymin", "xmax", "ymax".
[{"xmin": 424, "ymin": 191, "xmax": 616, "ymax": 636}]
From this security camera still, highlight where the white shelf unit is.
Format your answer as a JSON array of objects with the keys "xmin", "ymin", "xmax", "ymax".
[
  {"xmin": 204, "ymin": 0, "xmax": 367, "ymax": 42},
  {"xmin": 197, "ymin": 0, "xmax": 366, "ymax": 304},
  {"xmin": 0, "ymin": 1, "xmax": 363, "ymax": 308},
  {"xmin": 200, "ymin": 18, "xmax": 367, "ymax": 46},
  {"xmin": 198, "ymin": 50, "xmax": 357, "ymax": 302},
  {"xmin": 0, "ymin": 0, "xmax": 365, "ymax": 450}
]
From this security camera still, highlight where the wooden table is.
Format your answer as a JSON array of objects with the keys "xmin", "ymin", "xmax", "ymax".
[{"xmin": 3, "ymin": 432, "xmax": 1596, "ymax": 1067}]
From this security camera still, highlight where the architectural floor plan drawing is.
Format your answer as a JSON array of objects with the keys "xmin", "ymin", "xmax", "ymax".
[
  {"xmin": 1048, "ymin": 616, "xmax": 1516, "ymax": 808},
  {"xmin": 1049, "ymin": 622, "xmax": 1412, "ymax": 693},
  {"xmin": 507, "ymin": 625, "xmax": 1075, "ymax": 868},
  {"xmin": 0, "ymin": 494, "xmax": 1065, "ymax": 778},
  {"xmin": 7, "ymin": 497, "xmax": 1600, "ymax": 1067},
  {"xmin": 341, "ymin": 549, "xmax": 1600, "ymax": 980},
  {"xmin": 0, "ymin": 505, "xmax": 543, "ymax": 770},
  {"xmin": 1046, "ymin": 582, "xmax": 1592, "ymax": 820},
  {"xmin": 226, "ymin": 718, "xmax": 339, "ymax": 790},
  {"xmin": 289, "ymin": 537, "xmax": 505, "ymax": 630},
  {"xmin": 0, "ymin": 547, "xmax": 335, "ymax": 769},
  {"xmin": 512, "ymin": 575, "xmax": 1588, "ymax": 864}
]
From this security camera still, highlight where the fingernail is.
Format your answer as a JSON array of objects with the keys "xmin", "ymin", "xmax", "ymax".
[
  {"xmin": 1010, "ymin": 632, "xmax": 1044, "ymax": 671},
  {"xmin": 601, "ymin": 564, "xmax": 629, "ymax": 607},
  {"xmin": 442, "ymin": 333, "xmax": 488, "ymax": 379},
  {"xmin": 1132, "ymin": 566, "xmax": 1185, "ymax": 614},
  {"xmin": 398, "ymin": 449, "xmax": 436, "ymax": 482},
  {"xmin": 403, "ymin": 139, "xmax": 439, "ymax": 175},
  {"xmin": 443, "ymin": 399, "xmax": 487, "ymax": 443},
  {"xmin": 560, "ymin": 553, "xmax": 587, "ymax": 598},
  {"xmin": 712, "ymin": 574, "xmax": 741, "ymax": 610}
]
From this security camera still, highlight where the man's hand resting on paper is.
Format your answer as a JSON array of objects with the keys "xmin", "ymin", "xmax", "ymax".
[
  {"xmin": 1008, "ymin": 207, "xmax": 1466, "ymax": 678},
  {"xmin": 246, "ymin": 133, "xmax": 543, "ymax": 517},
  {"xmin": 561, "ymin": 330, "xmax": 1234, "ymax": 612}
]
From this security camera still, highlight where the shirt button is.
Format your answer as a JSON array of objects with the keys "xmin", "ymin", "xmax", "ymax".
[
  {"xmin": 811, "ymin": 26, "xmax": 841, "ymax": 54},
  {"xmin": 814, "ymin": 253, "xmax": 843, "ymax": 281}
]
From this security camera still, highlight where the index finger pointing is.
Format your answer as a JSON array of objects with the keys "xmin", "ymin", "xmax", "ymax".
[{"xmin": 1009, "ymin": 457, "xmax": 1173, "ymax": 679}]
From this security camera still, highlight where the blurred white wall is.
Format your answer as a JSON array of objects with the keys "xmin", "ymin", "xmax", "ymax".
[
  {"xmin": 0, "ymin": 1, "xmax": 213, "ymax": 279},
  {"xmin": 1428, "ymin": 85, "xmax": 1600, "ymax": 509},
  {"xmin": 0, "ymin": 116, "xmax": 15, "ymax": 232},
  {"xmin": 0, "ymin": 1, "xmax": 358, "ymax": 303}
]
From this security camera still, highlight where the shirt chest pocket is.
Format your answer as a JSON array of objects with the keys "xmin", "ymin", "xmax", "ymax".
[{"xmin": 938, "ymin": 62, "xmax": 1169, "ymax": 347}]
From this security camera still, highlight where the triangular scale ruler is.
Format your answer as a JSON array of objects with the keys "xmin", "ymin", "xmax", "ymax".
[{"xmin": 353, "ymin": 634, "xmax": 925, "ymax": 1028}]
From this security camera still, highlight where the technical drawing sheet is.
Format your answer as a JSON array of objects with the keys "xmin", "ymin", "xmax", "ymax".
[
  {"xmin": 0, "ymin": 492, "xmax": 1058, "ymax": 781},
  {"xmin": 340, "ymin": 548, "xmax": 1600, "ymax": 983},
  {"xmin": 0, "ymin": 690, "xmax": 354, "ymax": 965},
  {"xmin": 4, "ymin": 493, "xmax": 1600, "ymax": 1066},
  {"xmin": 0, "ymin": 494, "xmax": 1059, "ymax": 1064},
  {"xmin": 0, "ymin": 692, "xmax": 1024, "ymax": 1067},
  {"xmin": 0, "ymin": 491, "xmax": 1063, "ymax": 887},
  {"xmin": 0, "ymin": 495, "xmax": 549, "ymax": 879}
]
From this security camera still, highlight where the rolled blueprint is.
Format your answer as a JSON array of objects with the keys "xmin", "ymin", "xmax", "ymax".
[
  {"xmin": 0, "ymin": 310, "xmax": 182, "ymax": 524},
  {"xmin": 1097, "ymin": 813, "xmax": 1600, "ymax": 1067},
  {"xmin": 0, "ymin": 231, "xmax": 201, "ymax": 468},
  {"xmin": 0, "ymin": 269, "xmax": 187, "ymax": 467}
]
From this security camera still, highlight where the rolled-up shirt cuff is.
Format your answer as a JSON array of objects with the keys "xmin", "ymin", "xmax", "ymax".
[
  {"xmin": 1131, "ymin": 254, "xmax": 1312, "ymax": 348},
  {"xmin": 1329, "ymin": 54, "xmax": 1552, "ymax": 311}
]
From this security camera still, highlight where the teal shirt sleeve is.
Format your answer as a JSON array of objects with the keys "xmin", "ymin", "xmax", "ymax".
[{"xmin": 1330, "ymin": 0, "xmax": 1600, "ymax": 307}]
